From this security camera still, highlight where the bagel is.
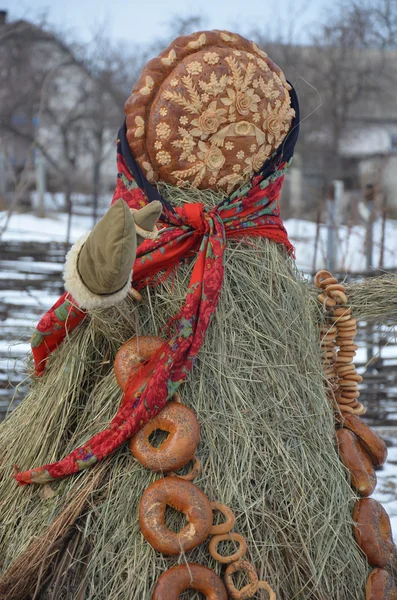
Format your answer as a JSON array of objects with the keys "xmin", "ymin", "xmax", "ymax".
[
  {"xmin": 114, "ymin": 336, "xmax": 165, "ymax": 390},
  {"xmin": 209, "ymin": 532, "xmax": 247, "ymax": 564},
  {"xmin": 335, "ymin": 364, "xmax": 356, "ymax": 375},
  {"xmin": 329, "ymin": 289, "xmax": 348, "ymax": 304},
  {"xmin": 314, "ymin": 270, "xmax": 334, "ymax": 287},
  {"xmin": 139, "ymin": 478, "xmax": 212, "ymax": 555},
  {"xmin": 325, "ymin": 283, "xmax": 346, "ymax": 294},
  {"xmin": 337, "ymin": 318, "xmax": 357, "ymax": 329},
  {"xmin": 333, "ymin": 307, "xmax": 351, "ymax": 316},
  {"xmin": 152, "ymin": 563, "xmax": 227, "ymax": 600},
  {"xmin": 318, "ymin": 276, "xmax": 338, "ymax": 288},
  {"xmin": 342, "ymin": 374, "xmax": 363, "ymax": 382},
  {"xmin": 210, "ymin": 502, "xmax": 236, "ymax": 535},
  {"xmin": 130, "ymin": 401, "xmax": 200, "ymax": 472},
  {"xmin": 318, "ymin": 294, "xmax": 337, "ymax": 308},
  {"xmin": 224, "ymin": 560, "xmax": 259, "ymax": 600}
]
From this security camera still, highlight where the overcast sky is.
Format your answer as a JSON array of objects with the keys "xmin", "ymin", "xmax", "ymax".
[{"xmin": 2, "ymin": 0, "xmax": 333, "ymax": 47}]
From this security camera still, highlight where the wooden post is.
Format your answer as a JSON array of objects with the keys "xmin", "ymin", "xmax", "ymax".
[
  {"xmin": 365, "ymin": 183, "xmax": 375, "ymax": 369},
  {"xmin": 35, "ymin": 150, "xmax": 46, "ymax": 218},
  {"xmin": 365, "ymin": 184, "xmax": 375, "ymax": 272},
  {"xmin": 0, "ymin": 151, "xmax": 6, "ymax": 196},
  {"xmin": 92, "ymin": 160, "xmax": 100, "ymax": 229},
  {"xmin": 326, "ymin": 180, "xmax": 343, "ymax": 271},
  {"xmin": 379, "ymin": 191, "xmax": 388, "ymax": 270}
]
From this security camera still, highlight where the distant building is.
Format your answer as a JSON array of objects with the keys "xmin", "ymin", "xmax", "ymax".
[{"xmin": 0, "ymin": 10, "xmax": 123, "ymax": 212}]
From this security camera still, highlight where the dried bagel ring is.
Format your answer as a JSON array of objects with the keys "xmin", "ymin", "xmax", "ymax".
[
  {"xmin": 329, "ymin": 289, "xmax": 349, "ymax": 304},
  {"xmin": 334, "ymin": 317, "xmax": 353, "ymax": 326},
  {"xmin": 337, "ymin": 338, "xmax": 356, "ymax": 346},
  {"xmin": 114, "ymin": 335, "xmax": 165, "ymax": 390},
  {"xmin": 130, "ymin": 401, "xmax": 200, "ymax": 472},
  {"xmin": 337, "ymin": 318, "xmax": 357, "ymax": 329},
  {"xmin": 318, "ymin": 294, "xmax": 337, "ymax": 308},
  {"xmin": 340, "ymin": 392, "xmax": 360, "ymax": 401},
  {"xmin": 339, "ymin": 389, "xmax": 360, "ymax": 397},
  {"xmin": 318, "ymin": 276, "xmax": 338, "ymax": 288},
  {"xmin": 321, "ymin": 345, "xmax": 336, "ymax": 352},
  {"xmin": 333, "ymin": 307, "xmax": 351, "ymax": 316},
  {"xmin": 139, "ymin": 478, "xmax": 213, "ymax": 555},
  {"xmin": 321, "ymin": 333, "xmax": 337, "ymax": 342},
  {"xmin": 339, "ymin": 380, "xmax": 358, "ymax": 388},
  {"xmin": 337, "ymin": 329, "xmax": 357, "ymax": 338},
  {"xmin": 319, "ymin": 326, "xmax": 337, "ymax": 335},
  {"xmin": 339, "ymin": 400, "xmax": 366, "ymax": 415},
  {"xmin": 336, "ymin": 429, "xmax": 376, "ymax": 496},
  {"xmin": 340, "ymin": 395, "xmax": 361, "ymax": 404},
  {"xmin": 336, "ymin": 355, "xmax": 355, "ymax": 364},
  {"xmin": 224, "ymin": 560, "xmax": 259, "ymax": 600},
  {"xmin": 168, "ymin": 454, "xmax": 202, "ymax": 481},
  {"xmin": 343, "ymin": 374, "xmax": 362, "ymax": 382},
  {"xmin": 210, "ymin": 502, "xmax": 236, "ymax": 535},
  {"xmin": 325, "ymin": 283, "xmax": 346, "ymax": 293},
  {"xmin": 336, "ymin": 395, "xmax": 357, "ymax": 405},
  {"xmin": 152, "ymin": 563, "xmax": 228, "ymax": 600},
  {"xmin": 337, "ymin": 353, "xmax": 356, "ymax": 360},
  {"xmin": 314, "ymin": 270, "xmax": 334, "ymax": 287},
  {"xmin": 340, "ymin": 403, "xmax": 358, "ymax": 414},
  {"xmin": 335, "ymin": 364, "xmax": 356, "ymax": 375},
  {"xmin": 209, "ymin": 532, "xmax": 247, "ymax": 564},
  {"xmin": 353, "ymin": 498, "xmax": 394, "ymax": 567},
  {"xmin": 258, "ymin": 581, "xmax": 276, "ymax": 600},
  {"xmin": 320, "ymin": 328, "xmax": 336, "ymax": 345},
  {"xmin": 339, "ymin": 345, "xmax": 359, "ymax": 352},
  {"xmin": 337, "ymin": 336, "xmax": 356, "ymax": 344}
]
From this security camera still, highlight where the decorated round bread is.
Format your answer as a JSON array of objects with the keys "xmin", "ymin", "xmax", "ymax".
[{"xmin": 125, "ymin": 30, "xmax": 295, "ymax": 193}]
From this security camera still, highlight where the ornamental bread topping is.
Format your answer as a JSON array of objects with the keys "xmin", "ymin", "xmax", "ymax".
[{"xmin": 125, "ymin": 30, "xmax": 295, "ymax": 193}]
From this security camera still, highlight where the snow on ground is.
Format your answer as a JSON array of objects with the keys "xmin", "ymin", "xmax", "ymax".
[
  {"xmin": 373, "ymin": 432, "xmax": 397, "ymax": 536},
  {"xmin": 0, "ymin": 211, "xmax": 93, "ymax": 243}
]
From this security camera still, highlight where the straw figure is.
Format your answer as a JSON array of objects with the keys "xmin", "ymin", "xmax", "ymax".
[{"xmin": 0, "ymin": 30, "xmax": 396, "ymax": 600}]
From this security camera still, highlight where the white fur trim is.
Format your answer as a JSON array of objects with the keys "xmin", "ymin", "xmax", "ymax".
[{"xmin": 63, "ymin": 233, "xmax": 132, "ymax": 309}]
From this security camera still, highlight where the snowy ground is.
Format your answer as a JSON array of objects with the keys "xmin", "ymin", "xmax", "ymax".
[
  {"xmin": 372, "ymin": 431, "xmax": 397, "ymax": 534},
  {"xmin": 2, "ymin": 208, "xmax": 397, "ymax": 535},
  {"xmin": 0, "ymin": 210, "xmax": 93, "ymax": 244}
]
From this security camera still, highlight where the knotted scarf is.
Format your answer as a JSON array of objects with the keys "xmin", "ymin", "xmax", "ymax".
[{"xmin": 16, "ymin": 86, "xmax": 300, "ymax": 485}]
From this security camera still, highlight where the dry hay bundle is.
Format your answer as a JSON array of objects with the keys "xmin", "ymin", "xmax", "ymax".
[{"xmin": 0, "ymin": 186, "xmax": 368, "ymax": 599}]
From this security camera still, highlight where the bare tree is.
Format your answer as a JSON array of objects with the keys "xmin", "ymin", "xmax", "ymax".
[
  {"xmin": 252, "ymin": 0, "xmax": 397, "ymax": 216},
  {"xmin": 0, "ymin": 17, "xmax": 129, "ymax": 242}
]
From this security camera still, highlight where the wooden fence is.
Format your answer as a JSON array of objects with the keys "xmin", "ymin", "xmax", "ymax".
[{"xmin": 0, "ymin": 240, "xmax": 67, "ymax": 419}]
